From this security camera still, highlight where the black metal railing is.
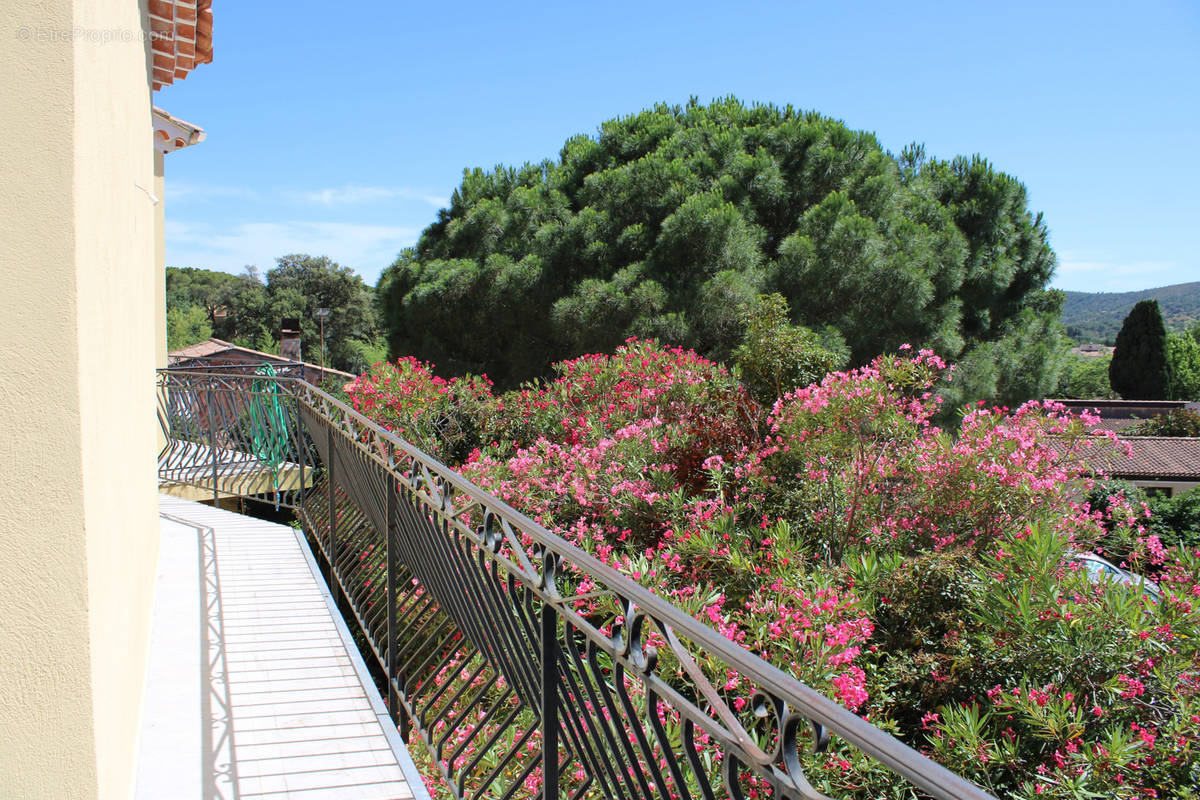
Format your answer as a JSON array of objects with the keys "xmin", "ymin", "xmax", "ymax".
[
  {"xmin": 157, "ymin": 366, "xmax": 311, "ymax": 507},
  {"xmin": 157, "ymin": 368, "xmax": 995, "ymax": 800}
]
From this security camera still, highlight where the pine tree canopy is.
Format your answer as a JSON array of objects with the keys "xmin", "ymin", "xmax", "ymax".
[{"xmin": 379, "ymin": 97, "xmax": 1065, "ymax": 402}]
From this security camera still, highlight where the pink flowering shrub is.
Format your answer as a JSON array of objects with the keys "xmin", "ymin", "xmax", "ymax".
[
  {"xmin": 345, "ymin": 356, "xmax": 498, "ymax": 463},
  {"xmin": 346, "ymin": 341, "xmax": 1200, "ymax": 798},
  {"xmin": 926, "ymin": 525, "xmax": 1200, "ymax": 798},
  {"xmin": 489, "ymin": 338, "xmax": 759, "ymax": 489},
  {"xmin": 745, "ymin": 349, "xmax": 1121, "ymax": 561}
]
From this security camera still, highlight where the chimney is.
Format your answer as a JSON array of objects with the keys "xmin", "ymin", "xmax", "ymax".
[{"xmin": 280, "ymin": 318, "xmax": 301, "ymax": 362}]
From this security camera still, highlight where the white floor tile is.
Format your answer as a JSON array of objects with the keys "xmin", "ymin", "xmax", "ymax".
[{"xmin": 137, "ymin": 496, "xmax": 427, "ymax": 800}]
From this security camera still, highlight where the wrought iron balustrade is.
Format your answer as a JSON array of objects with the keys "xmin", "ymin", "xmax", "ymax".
[
  {"xmin": 158, "ymin": 366, "xmax": 309, "ymax": 506},
  {"xmin": 156, "ymin": 368, "xmax": 996, "ymax": 800}
]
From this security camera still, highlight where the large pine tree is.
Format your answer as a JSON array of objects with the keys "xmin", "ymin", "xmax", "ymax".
[
  {"xmin": 1109, "ymin": 299, "xmax": 1171, "ymax": 399},
  {"xmin": 380, "ymin": 98, "xmax": 1066, "ymax": 403}
]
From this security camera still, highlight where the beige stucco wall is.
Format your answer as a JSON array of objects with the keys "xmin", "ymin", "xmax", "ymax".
[
  {"xmin": 155, "ymin": 149, "xmax": 167, "ymax": 369},
  {"xmin": 0, "ymin": 1, "xmax": 160, "ymax": 797},
  {"xmin": 1131, "ymin": 479, "xmax": 1200, "ymax": 498}
]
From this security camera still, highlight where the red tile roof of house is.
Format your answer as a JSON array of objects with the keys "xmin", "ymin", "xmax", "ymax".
[
  {"xmin": 150, "ymin": 0, "xmax": 213, "ymax": 90},
  {"xmin": 168, "ymin": 338, "xmax": 357, "ymax": 383},
  {"xmin": 167, "ymin": 337, "xmax": 241, "ymax": 362},
  {"xmin": 1091, "ymin": 419, "xmax": 1139, "ymax": 433},
  {"xmin": 1051, "ymin": 399, "xmax": 1197, "ymax": 420},
  {"xmin": 1083, "ymin": 437, "xmax": 1200, "ymax": 481}
]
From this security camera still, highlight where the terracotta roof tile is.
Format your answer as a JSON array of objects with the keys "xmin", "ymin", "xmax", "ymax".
[
  {"xmin": 148, "ymin": 0, "xmax": 174, "ymax": 19},
  {"xmin": 168, "ymin": 338, "xmax": 235, "ymax": 362},
  {"xmin": 1052, "ymin": 399, "xmax": 1198, "ymax": 419},
  {"xmin": 1091, "ymin": 419, "xmax": 1138, "ymax": 432},
  {"xmin": 152, "ymin": 106, "xmax": 205, "ymax": 152},
  {"xmin": 150, "ymin": 0, "xmax": 213, "ymax": 91},
  {"xmin": 1080, "ymin": 437, "xmax": 1200, "ymax": 480},
  {"xmin": 167, "ymin": 338, "xmax": 358, "ymax": 384}
]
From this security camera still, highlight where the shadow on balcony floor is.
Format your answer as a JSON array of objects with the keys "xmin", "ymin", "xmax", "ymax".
[{"xmin": 136, "ymin": 495, "xmax": 429, "ymax": 800}]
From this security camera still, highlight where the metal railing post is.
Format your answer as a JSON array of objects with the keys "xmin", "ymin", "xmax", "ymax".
[
  {"xmin": 541, "ymin": 585, "xmax": 559, "ymax": 799},
  {"xmin": 386, "ymin": 468, "xmax": 409, "ymax": 740},
  {"xmin": 208, "ymin": 386, "xmax": 218, "ymax": 505},
  {"xmin": 295, "ymin": 392, "xmax": 305, "ymax": 516},
  {"xmin": 326, "ymin": 422, "xmax": 339, "ymax": 606}
]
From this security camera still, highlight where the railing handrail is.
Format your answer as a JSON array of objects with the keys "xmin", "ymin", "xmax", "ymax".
[{"xmin": 157, "ymin": 368, "xmax": 996, "ymax": 800}]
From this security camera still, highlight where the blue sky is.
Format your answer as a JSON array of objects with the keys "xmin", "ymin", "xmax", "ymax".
[{"xmin": 158, "ymin": 0, "xmax": 1199, "ymax": 294}]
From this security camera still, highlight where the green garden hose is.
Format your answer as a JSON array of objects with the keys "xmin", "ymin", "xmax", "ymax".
[{"xmin": 249, "ymin": 364, "xmax": 290, "ymax": 495}]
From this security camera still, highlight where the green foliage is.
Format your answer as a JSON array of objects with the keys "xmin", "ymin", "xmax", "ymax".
[
  {"xmin": 732, "ymin": 293, "xmax": 845, "ymax": 405},
  {"xmin": 1166, "ymin": 332, "xmax": 1200, "ymax": 400},
  {"xmin": 345, "ymin": 357, "xmax": 497, "ymax": 464},
  {"xmin": 1148, "ymin": 488, "xmax": 1200, "ymax": 551},
  {"xmin": 266, "ymin": 254, "xmax": 378, "ymax": 371},
  {"xmin": 210, "ymin": 267, "xmax": 273, "ymax": 350},
  {"xmin": 348, "ymin": 336, "xmax": 388, "ymax": 370},
  {"xmin": 1056, "ymin": 353, "xmax": 1116, "ymax": 399},
  {"xmin": 1110, "ymin": 300, "xmax": 1171, "ymax": 399},
  {"xmin": 1089, "ymin": 479, "xmax": 1200, "ymax": 552},
  {"xmin": 845, "ymin": 548, "xmax": 979, "ymax": 727},
  {"xmin": 165, "ymin": 266, "xmax": 241, "ymax": 317},
  {"xmin": 1129, "ymin": 408, "xmax": 1200, "ymax": 437},
  {"xmin": 942, "ymin": 290, "xmax": 1071, "ymax": 410},
  {"xmin": 165, "ymin": 304, "xmax": 212, "ymax": 349},
  {"xmin": 1162, "ymin": 490, "xmax": 1200, "ymax": 548},
  {"xmin": 942, "ymin": 524, "xmax": 1200, "ymax": 798},
  {"xmin": 1061, "ymin": 281, "xmax": 1200, "ymax": 344},
  {"xmin": 347, "ymin": 345, "xmax": 1200, "ymax": 797},
  {"xmin": 381, "ymin": 97, "xmax": 1061, "ymax": 405},
  {"xmin": 188, "ymin": 257, "xmax": 379, "ymax": 372}
]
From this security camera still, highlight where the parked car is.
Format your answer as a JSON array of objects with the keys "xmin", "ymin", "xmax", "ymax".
[{"xmin": 1070, "ymin": 552, "xmax": 1161, "ymax": 601}]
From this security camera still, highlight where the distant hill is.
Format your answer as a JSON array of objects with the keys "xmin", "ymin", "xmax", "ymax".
[{"xmin": 1061, "ymin": 282, "xmax": 1200, "ymax": 344}]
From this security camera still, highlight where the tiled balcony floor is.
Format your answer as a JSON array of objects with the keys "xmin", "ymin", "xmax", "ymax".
[{"xmin": 136, "ymin": 495, "xmax": 429, "ymax": 800}]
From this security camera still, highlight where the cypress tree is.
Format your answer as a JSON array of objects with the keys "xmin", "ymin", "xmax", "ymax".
[{"xmin": 1109, "ymin": 300, "xmax": 1171, "ymax": 399}]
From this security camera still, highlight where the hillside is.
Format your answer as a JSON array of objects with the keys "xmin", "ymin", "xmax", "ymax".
[{"xmin": 1061, "ymin": 281, "xmax": 1200, "ymax": 343}]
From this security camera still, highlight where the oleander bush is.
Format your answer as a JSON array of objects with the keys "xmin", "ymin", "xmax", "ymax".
[{"xmin": 346, "ymin": 340, "xmax": 1200, "ymax": 798}]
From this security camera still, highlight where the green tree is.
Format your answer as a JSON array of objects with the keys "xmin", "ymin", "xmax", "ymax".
[
  {"xmin": 1109, "ymin": 300, "xmax": 1171, "ymax": 399},
  {"xmin": 1151, "ymin": 487, "xmax": 1200, "ymax": 550},
  {"xmin": 1166, "ymin": 332, "xmax": 1200, "ymax": 400},
  {"xmin": 211, "ymin": 267, "xmax": 273, "ymax": 351},
  {"xmin": 200, "ymin": 258, "xmax": 379, "ymax": 371},
  {"xmin": 165, "ymin": 266, "xmax": 241, "ymax": 320},
  {"xmin": 732, "ymin": 293, "xmax": 846, "ymax": 405},
  {"xmin": 166, "ymin": 304, "xmax": 213, "ymax": 349},
  {"xmin": 265, "ymin": 254, "xmax": 379, "ymax": 372},
  {"xmin": 380, "ymin": 98, "xmax": 1063, "ymax": 402},
  {"xmin": 1057, "ymin": 353, "xmax": 1116, "ymax": 399}
]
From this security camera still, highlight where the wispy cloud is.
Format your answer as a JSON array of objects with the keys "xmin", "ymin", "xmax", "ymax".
[
  {"xmin": 165, "ymin": 182, "xmax": 449, "ymax": 211},
  {"xmin": 166, "ymin": 182, "xmax": 259, "ymax": 203},
  {"xmin": 1054, "ymin": 251, "xmax": 1183, "ymax": 293},
  {"xmin": 165, "ymin": 219, "xmax": 419, "ymax": 284},
  {"xmin": 295, "ymin": 185, "xmax": 449, "ymax": 209}
]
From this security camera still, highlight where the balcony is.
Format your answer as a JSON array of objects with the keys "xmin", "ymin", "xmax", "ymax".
[
  {"xmin": 139, "ymin": 496, "xmax": 426, "ymax": 799},
  {"xmin": 152, "ymin": 367, "xmax": 995, "ymax": 799}
]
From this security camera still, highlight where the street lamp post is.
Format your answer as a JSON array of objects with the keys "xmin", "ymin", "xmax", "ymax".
[{"xmin": 314, "ymin": 307, "xmax": 331, "ymax": 374}]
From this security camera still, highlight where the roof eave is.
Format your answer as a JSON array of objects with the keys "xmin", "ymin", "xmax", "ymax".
[{"xmin": 152, "ymin": 106, "xmax": 206, "ymax": 153}]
